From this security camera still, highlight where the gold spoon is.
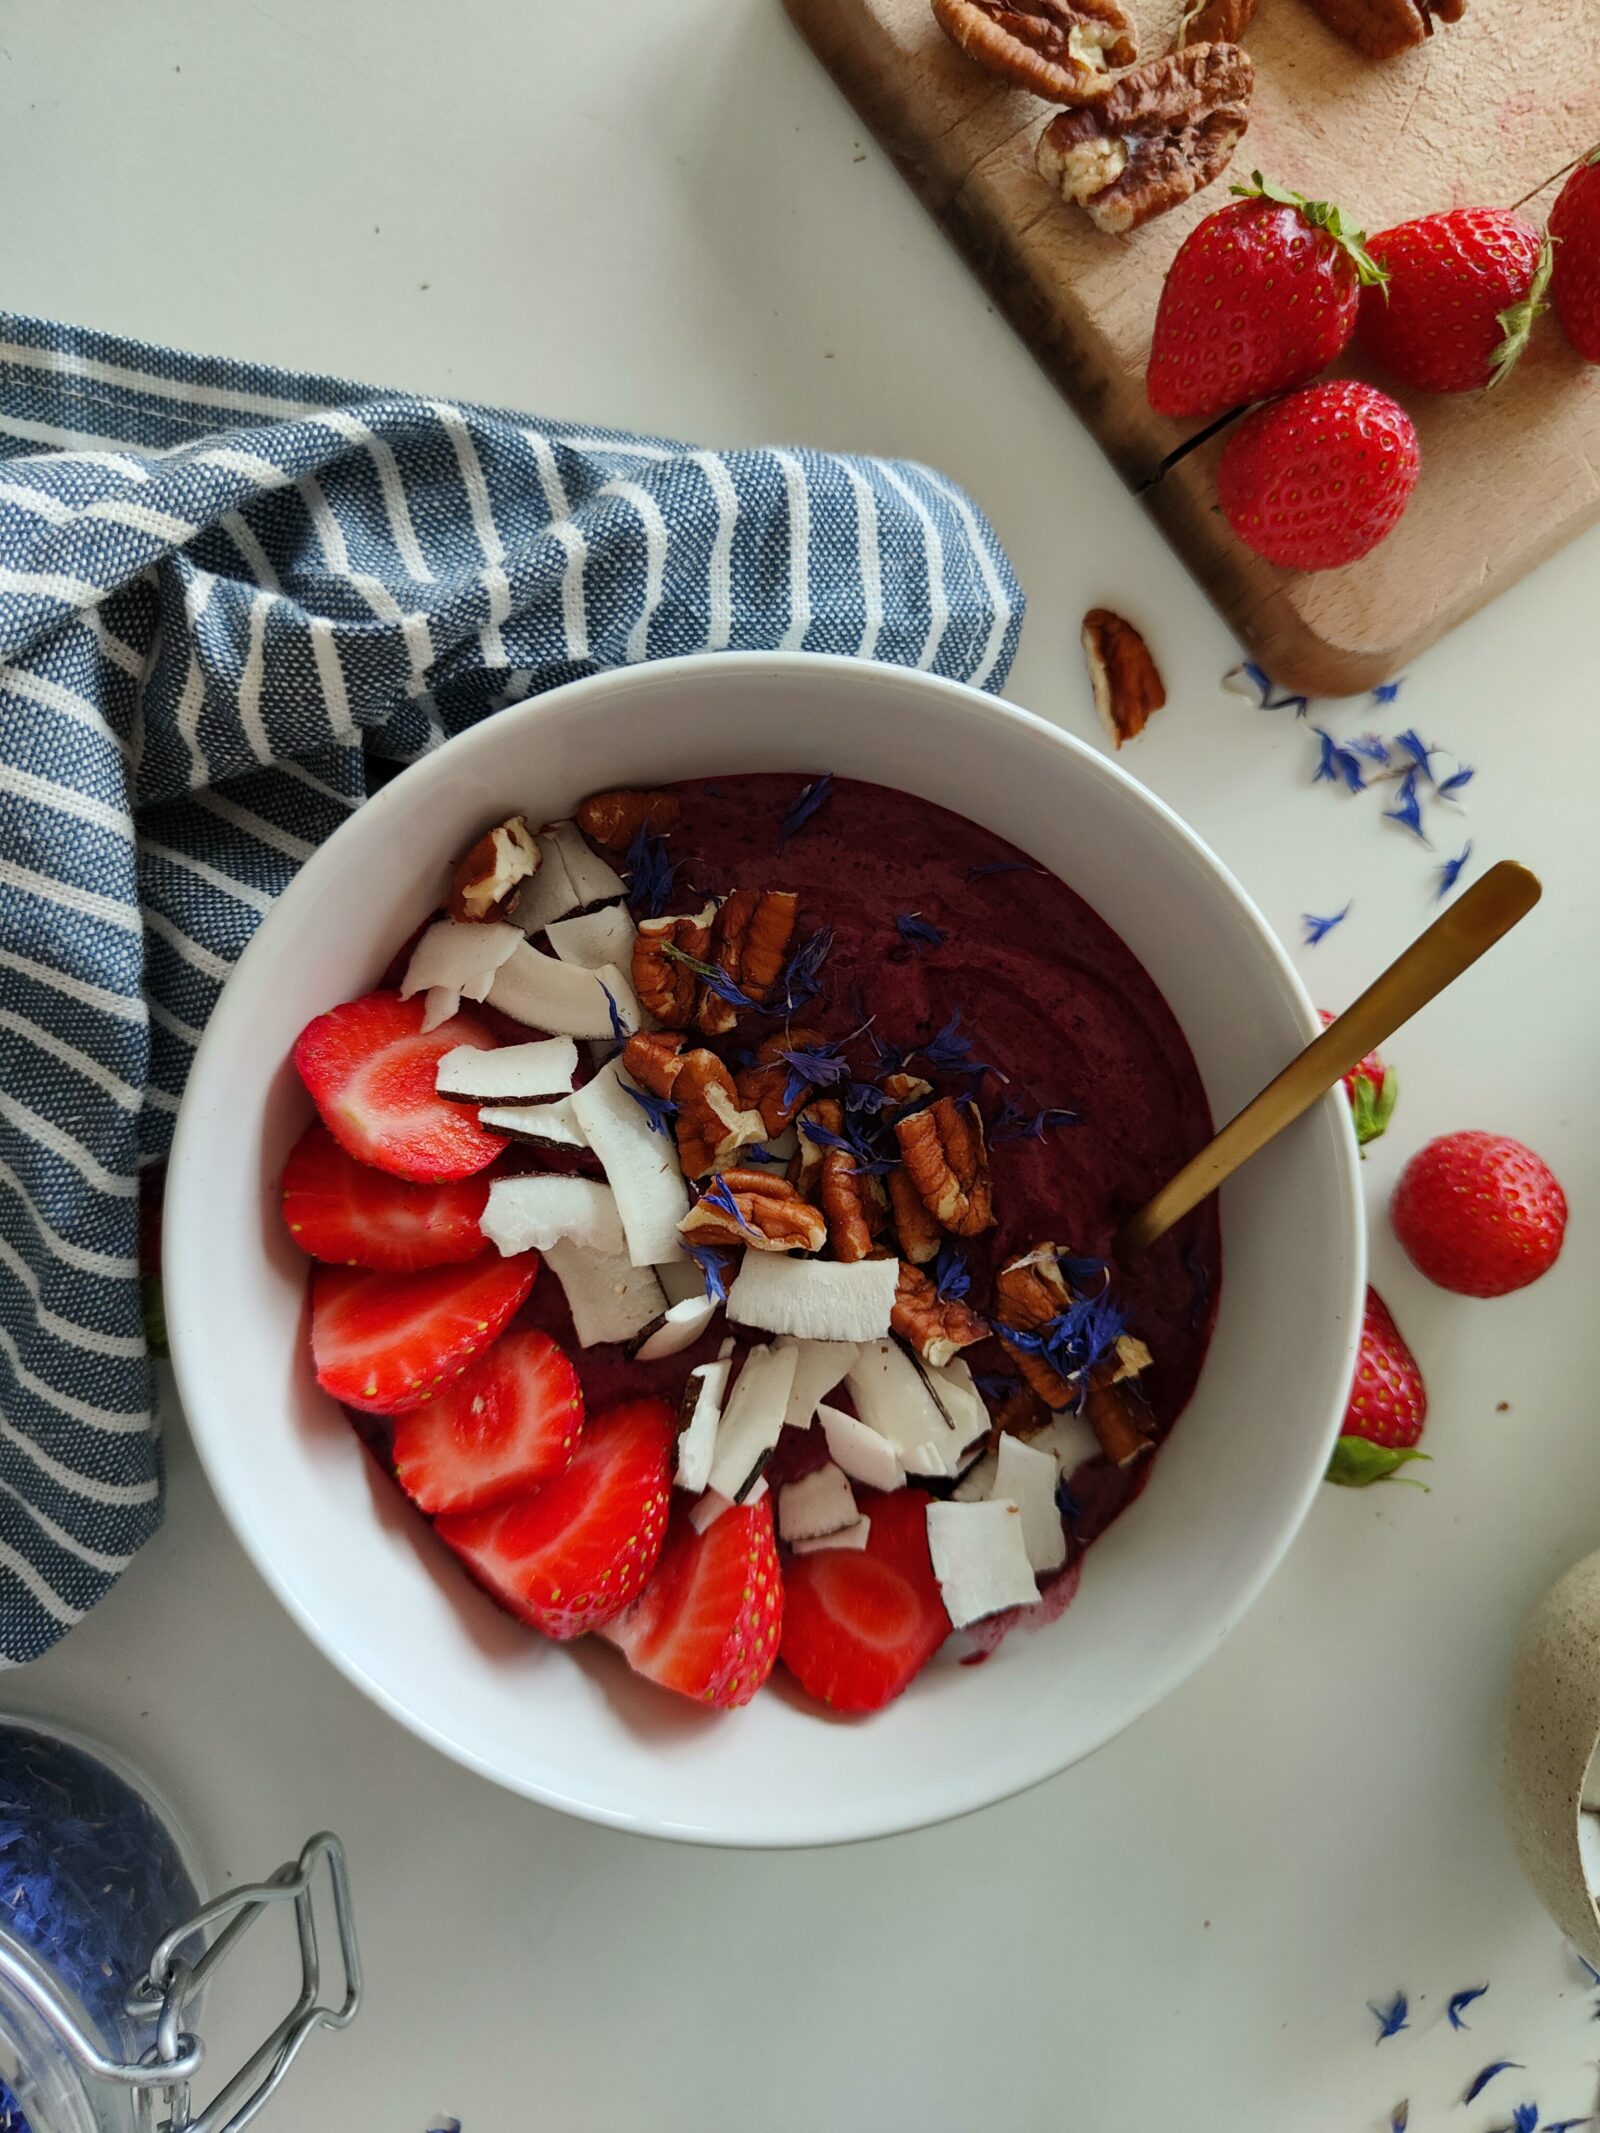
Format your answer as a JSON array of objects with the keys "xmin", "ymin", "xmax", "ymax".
[{"xmin": 1114, "ymin": 859, "xmax": 1543, "ymax": 1261}]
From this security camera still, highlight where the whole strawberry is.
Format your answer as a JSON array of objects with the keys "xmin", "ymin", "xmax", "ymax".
[
  {"xmin": 1549, "ymin": 147, "xmax": 1600, "ymax": 361},
  {"xmin": 1318, "ymin": 1010, "xmax": 1398, "ymax": 1149},
  {"xmin": 1147, "ymin": 173, "xmax": 1387, "ymax": 420},
  {"xmin": 1326, "ymin": 1287, "xmax": 1428, "ymax": 1488},
  {"xmin": 1393, "ymin": 1131, "xmax": 1567, "ymax": 1297},
  {"xmin": 1217, "ymin": 380, "xmax": 1419, "ymax": 571},
  {"xmin": 1357, "ymin": 208, "xmax": 1552, "ymax": 394}
]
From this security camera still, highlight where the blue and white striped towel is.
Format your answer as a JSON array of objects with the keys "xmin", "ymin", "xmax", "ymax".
[{"xmin": 0, "ymin": 314, "xmax": 1023, "ymax": 1662}]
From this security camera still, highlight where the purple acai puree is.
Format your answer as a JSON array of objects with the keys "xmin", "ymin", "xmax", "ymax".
[{"xmin": 365, "ymin": 772, "xmax": 1222, "ymax": 1614}]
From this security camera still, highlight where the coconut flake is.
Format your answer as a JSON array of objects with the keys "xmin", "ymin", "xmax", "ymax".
[
  {"xmin": 634, "ymin": 1293, "xmax": 720, "ymax": 1362},
  {"xmin": 487, "ymin": 944, "xmax": 643, "ymax": 1039},
  {"xmin": 780, "ymin": 1340, "xmax": 862, "ymax": 1431},
  {"xmin": 777, "ymin": 1463, "xmax": 859, "ymax": 1543},
  {"xmin": 477, "ymin": 1098, "xmax": 589, "ymax": 1149},
  {"xmin": 545, "ymin": 821, "xmax": 627, "ymax": 908},
  {"xmin": 545, "ymin": 903, "xmax": 638, "ymax": 971},
  {"xmin": 401, "ymin": 919, "xmax": 524, "ymax": 1005},
  {"xmin": 726, "ymin": 1254, "xmax": 898, "ymax": 1342},
  {"xmin": 920, "ymin": 1353, "xmax": 990, "ymax": 1459},
  {"xmin": 657, "ymin": 1260, "xmax": 708, "ymax": 1307},
  {"xmin": 542, "ymin": 1236, "xmax": 666, "ymax": 1348},
  {"xmin": 690, "ymin": 1489, "xmax": 735, "ymax": 1534},
  {"xmin": 792, "ymin": 1517, "xmax": 871, "ymax": 1555},
  {"xmin": 1020, "ymin": 1411, "xmax": 1098, "ymax": 1475},
  {"xmin": 707, "ymin": 1342, "xmax": 801, "ymax": 1504},
  {"xmin": 926, "ymin": 1501, "xmax": 1040, "ymax": 1629},
  {"xmin": 482, "ymin": 1175, "xmax": 624, "ymax": 1257},
  {"xmin": 436, "ymin": 1037, "xmax": 580, "ymax": 1103},
  {"xmin": 995, "ymin": 1435, "xmax": 1068, "ymax": 1575},
  {"xmin": 846, "ymin": 1340, "xmax": 963, "ymax": 1477},
  {"xmin": 568, "ymin": 1057, "xmax": 691, "ymax": 1267},
  {"xmin": 514, "ymin": 836, "xmax": 582, "ymax": 934},
  {"xmin": 817, "ymin": 1403, "xmax": 906, "ymax": 1493},
  {"xmin": 676, "ymin": 1355, "xmax": 732, "ymax": 1494}
]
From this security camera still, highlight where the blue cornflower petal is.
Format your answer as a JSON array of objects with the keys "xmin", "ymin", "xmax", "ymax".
[
  {"xmin": 1463, "ymin": 2061, "xmax": 1523, "ymax": 2103},
  {"xmin": 974, "ymin": 1373, "xmax": 1022, "ymax": 1402},
  {"xmin": 1437, "ymin": 841, "xmax": 1473, "ymax": 899},
  {"xmin": 1303, "ymin": 904, "xmax": 1351, "ymax": 947},
  {"xmin": 600, "ymin": 982, "xmax": 629, "ymax": 1047},
  {"xmin": 1226, "ymin": 661, "xmax": 1308, "ymax": 714},
  {"xmin": 683, "ymin": 1241, "xmax": 730, "ymax": 1304},
  {"xmin": 1369, "ymin": 1991, "xmax": 1409, "ymax": 2043},
  {"xmin": 1390, "ymin": 2105, "xmax": 1408, "ymax": 2133},
  {"xmin": 1384, "ymin": 770, "xmax": 1428, "ymax": 843},
  {"xmin": 1372, "ymin": 680, "xmax": 1404, "ymax": 704},
  {"xmin": 1392, "ymin": 728, "xmax": 1437, "ymax": 783},
  {"xmin": 933, "ymin": 1243, "xmax": 971, "ymax": 1302},
  {"xmin": 1438, "ymin": 764, "xmax": 1475, "ymax": 799},
  {"xmin": 662, "ymin": 942, "xmax": 749, "ymax": 1010},
  {"xmin": 1447, "ymin": 1984, "xmax": 1487, "ymax": 2030},
  {"xmin": 1577, "ymin": 1955, "xmax": 1600, "ymax": 1986},
  {"xmin": 782, "ymin": 927, "xmax": 834, "ymax": 1013},
  {"xmin": 780, "ymin": 773, "xmax": 834, "ymax": 845},
  {"xmin": 1510, "ymin": 2106, "xmax": 1538, "ymax": 2133},
  {"xmin": 621, "ymin": 823, "xmax": 684, "ymax": 918},
  {"xmin": 1348, "ymin": 734, "xmax": 1392, "ymax": 765},
  {"xmin": 1542, "ymin": 2118, "xmax": 1593, "ymax": 2130},
  {"xmin": 1312, "ymin": 726, "xmax": 1367, "ymax": 795},
  {"xmin": 896, "ymin": 912, "xmax": 948, "ymax": 949},
  {"xmin": 621, "ymin": 1081, "xmax": 676, "ymax": 1136},
  {"xmin": 916, "ymin": 1011, "xmax": 1000, "ymax": 1082},
  {"xmin": 990, "ymin": 1098, "xmax": 1079, "ymax": 1142}
]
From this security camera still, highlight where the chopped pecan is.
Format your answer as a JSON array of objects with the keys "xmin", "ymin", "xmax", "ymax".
[
  {"xmin": 1302, "ymin": 0, "xmax": 1462, "ymax": 59},
  {"xmin": 892, "ymin": 1262, "xmax": 989, "ymax": 1367},
  {"xmin": 632, "ymin": 903, "xmax": 715, "ymax": 1029},
  {"xmin": 672, "ymin": 1050, "xmax": 768, "ymax": 1180},
  {"xmin": 987, "ymin": 1381, "xmax": 1053, "ymax": 1450},
  {"xmin": 894, "ymin": 1097, "xmax": 995, "ymax": 1237},
  {"xmin": 995, "ymin": 1246, "xmax": 1079, "ymax": 1408},
  {"xmin": 791, "ymin": 1096, "xmax": 839, "ymax": 1205},
  {"xmin": 621, "ymin": 1030, "xmax": 685, "ymax": 1101},
  {"xmin": 736, "ymin": 1027, "xmax": 822, "ymax": 1139},
  {"xmin": 1112, "ymin": 1333, "xmax": 1153, "ymax": 1383},
  {"xmin": 695, "ymin": 889, "xmax": 800, "ymax": 1036},
  {"xmin": 881, "ymin": 1071, "xmax": 933, "ymax": 1108},
  {"xmin": 887, "ymin": 1164, "xmax": 943, "ymax": 1264},
  {"xmin": 1036, "ymin": 43, "xmax": 1253, "ymax": 236},
  {"xmin": 931, "ymin": 0, "xmax": 1137, "ymax": 102},
  {"xmin": 1085, "ymin": 1372, "xmax": 1157, "ymax": 1466},
  {"xmin": 1082, "ymin": 610, "xmax": 1166, "ymax": 748},
  {"xmin": 821, "ymin": 1151, "xmax": 889, "ymax": 1263},
  {"xmin": 680, "ymin": 1169, "xmax": 828, "ymax": 1253},
  {"xmin": 449, "ymin": 815, "xmax": 539, "ymax": 924},
  {"xmin": 575, "ymin": 788, "xmax": 680, "ymax": 852},
  {"xmin": 1175, "ymin": 0, "xmax": 1258, "ymax": 43}
]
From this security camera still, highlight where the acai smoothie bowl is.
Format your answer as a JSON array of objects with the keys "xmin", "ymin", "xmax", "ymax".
[{"xmin": 166, "ymin": 654, "xmax": 1363, "ymax": 1845}]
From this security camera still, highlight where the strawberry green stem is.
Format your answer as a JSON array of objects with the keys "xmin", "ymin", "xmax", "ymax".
[
  {"xmin": 1230, "ymin": 171, "xmax": 1389, "ymax": 289},
  {"xmin": 1488, "ymin": 234, "xmax": 1555, "ymax": 390}
]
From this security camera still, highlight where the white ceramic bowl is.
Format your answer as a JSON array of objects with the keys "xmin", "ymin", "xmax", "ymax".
[{"xmin": 166, "ymin": 653, "xmax": 1364, "ymax": 1847}]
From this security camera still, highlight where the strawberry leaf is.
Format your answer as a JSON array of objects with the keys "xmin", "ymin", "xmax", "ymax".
[
  {"xmin": 1230, "ymin": 170, "xmax": 1389, "ymax": 288},
  {"xmin": 1489, "ymin": 234, "xmax": 1555, "ymax": 389},
  {"xmin": 1326, "ymin": 1436, "xmax": 1430, "ymax": 1489},
  {"xmin": 1351, "ymin": 1065, "xmax": 1399, "ymax": 1150}
]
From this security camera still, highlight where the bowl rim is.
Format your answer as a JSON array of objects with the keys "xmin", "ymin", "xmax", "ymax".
[{"xmin": 166, "ymin": 649, "xmax": 1365, "ymax": 1845}]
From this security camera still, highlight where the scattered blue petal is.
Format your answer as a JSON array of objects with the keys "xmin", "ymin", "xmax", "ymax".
[
  {"xmin": 1303, "ymin": 904, "xmax": 1351, "ymax": 947},
  {"xmin": 697, "ymin": 1174, "xmax": 758, "ymax": 1240},
  {"xmin": 780, "ymin": 773, "xmax": 835, "ymax": 846},
  {"xmin": 933, "ymin": 1243, "xmax": 972, "ymax": 1302},
  {"xmin": 1384, "ymin": 770, "xmax": 1428, "ymax": 843},
  {"xmin": 782, "ymin": 927, "xmax": 834, "ymax": 1013},
  {"xmin": 1576, "ymin": 1954, "xmax": 1600, "ymax": 1986},
  {"xmin": 1542, "ymin": 2118, "xmax": 1592, "ymax": 2129},
  {"xmin": 1437, "ymin": 841, "xmax": 1473, "ymax": 899},
  {"xmin": 797, "ymin": 1115, "xmax": 896, "ymax": 1174},
  {"xmin": 683, "ymin": 1241, "xmax": 730, "ymax": 1304},
  {"xmin": 1511, "ymin": 2105, "xmax": 1539, "ymax": 2133},
  {"xmin": 1390, "ymin": 2105, "xmax": 1408, "ymax": 2133},
  {"xmin": 974, "ymin": 1373, "xmax": 1022, "ymax": 1403},
  {"xmin": 1348, "ymin": 733, "xmax": 1392, "ymax": 765},
  {"xmin": 1312, "ymin": 726, "xmax": 1368, "ymax": 795},
  {"xmin": 968, "ymin": 859, "xmax": 1044, "ymax": 879},
  {"xmin": 780, "ymin": 1035, "xmax": 858, "ymax": 1109},
  {"xmin": 621, "ymin": 1081, "xmax": 676, "ymax": 1136},
  {"xmin": 1438, "ymin": 764, "xmax": 1475, "ymax": 799},
  {"xmin": 662, "ymin": 941, "xmax": 749, "ymax": 1010},
  {"xmin": 896, "ymin": 912, "xmax": 948, "ymax": 950},
  {"xmin": 600, "ymin": 982, "xmax": 629, "ymax": 1047},
  {"xmin": 621, "ymin": 823, "xmax": 684, "ymax": 918},
  {"xmin": 999, "ymin": 1287, "xmax": 1128, "ymax": 1405},
  {"xmin": 738, "ymin": 1143, "xmax": 785, "ymax": 1164},
  {"xmin": 1227, "ymin": 660, "xmax": 1309, "ymax": 715},
  {"xmin": 916, "ymin": 1011, "xmax": 1000, "ymax": 1082},
  {"xmin": 990, "ymin": 1098, "xmax": 1079, "ymax": 1142},
  {"xmin": 1463, "ymin": 2061, "xmax": 1524, "ymax": 2103},
  {"xmin": 1393, "ymin": 728, "xmax": 1437, "ymax": 783},
  {"xmin": 1372, "ymin": 680, "xmax": 1404, "ymax": 705},
  {"xmin": 1369, "ymin": 1991, "xmax": 1409, "ymax": 2043},
  {"xmin": 1447, "ymin": 1984, "xmax": 1488, "ymax": 2030}
]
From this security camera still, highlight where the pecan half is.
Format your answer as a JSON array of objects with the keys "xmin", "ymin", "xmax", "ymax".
[
  {"xmin": 887, "ymin": 1164, "xmax": 943, "ymax": 1265},
  {"xmin": 994, "ymin": 1246, "xmax": 1078, "ymax": 1408},
  {"xmin": 1302, "ymin": 0, "xmax": 1462, "ymax": 59},
  {"xmin": 575, "ymin": 788, "xmax": 680, "ymax": 852},
  {"xmin": 680, "ymin": 1169, "xmax": 828, "ymax": 1253},
  {"xmin": 892, "ymin": 1262, "xmax": 989, "ymax": 1367},
  {"xmin": 672, "ymin": 1049, "xmax": 768, "ymax": 1180},
  {"xmin": 449, "ymin": 815, "xmax": 539, "ymax": 924},
  {"xmin": 1175, "ymin": 0, "xmax": 1258, "ymax": 44},
  {"xmin": 1082, "ymin": 609, "xmax": 1166, "ymax": 748},
  {"xmin": 821, "ymin": 1150, "xmax": 889, "ymax": 1263},
  {"xmin": 632, "ymin": 903, "xmax": 715, "ymax": 1029},
  {"xmin": 621, "ymin": 1030, "xmax": 685, "ymax": 1101},
  {"xmin": 696, "ymin": 888, "xmax": 800, "ymax": 1035},
  {"xmin": 931, "ymin": 0, "xmax": 1137, "ymax": 102},
  {"xmin": 1036, "ymin": 43, "xmax": 1253, "ymax": 236},
  {"xmin": 894, "ymin": 1097, "xmax": 995, "ymax": 1237},
  {"xmin": 736, "ymin": 1027, "xmax": 822, "ymax": 1140},
  {"xmin": 1085, "ymin": 1372, "xmax": 1157, "ymax": 1466}
]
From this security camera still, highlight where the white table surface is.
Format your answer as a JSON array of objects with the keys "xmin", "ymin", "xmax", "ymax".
[{"xmin": 6, "ymin": 4, "xmax": 1600, "ymax": 2128}]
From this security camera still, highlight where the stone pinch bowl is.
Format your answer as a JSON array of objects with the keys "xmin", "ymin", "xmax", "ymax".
[{"xmin": 1505, "ymin": 1548, "xmax": 1600, "ymax": 1963}]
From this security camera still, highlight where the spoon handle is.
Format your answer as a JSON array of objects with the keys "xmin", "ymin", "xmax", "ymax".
[{"xmin": 1114, "ymin": 860, "xmax": 1543, "ymax": 1261}]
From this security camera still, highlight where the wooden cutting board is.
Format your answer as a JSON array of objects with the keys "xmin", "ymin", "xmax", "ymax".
[{"xmin": 783, "ymin": 0, "xmax": 1600, "ymax": 696}]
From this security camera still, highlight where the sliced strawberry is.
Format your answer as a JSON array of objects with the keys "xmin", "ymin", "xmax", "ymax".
[
  {"xmin": 391, "ymin": 1329, "xmax": 583, "ymax": 1515},
  {"xmin": 598, "ymin": 1497, "xmax": 782, "ymax": 1709},
  {"xmin": 437, "ymin": 1399, "xmax": 673, "ymax": 1640},
  {"xmin": 281, "ymin": 1122, "xmax": 489, "ymax": 1270},
  {"xmin": 780, "ymin": 1488, "xmax": 951, "ymax": 1714},
  {"xmin": 293, "ymin": 990, "xmax": 507, "ymax": 1182},
  {"xmin": 311, "ymin": 1253, "xmax": 537, "ymax": 1415}
]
